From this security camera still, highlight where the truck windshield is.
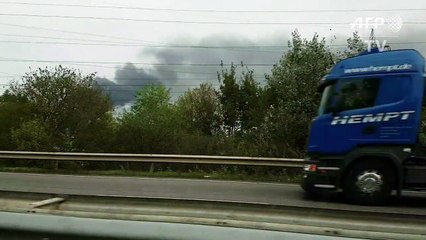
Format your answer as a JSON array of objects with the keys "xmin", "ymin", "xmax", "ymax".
[{"xmin": 318, "ymin": 83, "xmax": 335, "ymax": 115}]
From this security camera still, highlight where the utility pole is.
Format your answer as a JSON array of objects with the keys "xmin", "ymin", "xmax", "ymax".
[
  {"xmin": 369, "ymin": 28, "xmax": 377, "ymax": 48},
  {"xmin": 368, "ymin": 28, "xmax": 391, "ymax": 51}
]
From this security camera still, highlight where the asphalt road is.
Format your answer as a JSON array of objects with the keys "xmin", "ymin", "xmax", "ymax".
[
  {"xmin": 0, "ymin": 212, "xmax": 357, "ymax": 240},
  {"xmin": 0, "ymin": 172, "xmax": 425, "ymax": 215}
]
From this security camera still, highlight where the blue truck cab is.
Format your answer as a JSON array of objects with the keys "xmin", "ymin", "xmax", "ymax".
[{"xmin": 301, "ymin": 48, "xmax": 426, "ymax": 205}]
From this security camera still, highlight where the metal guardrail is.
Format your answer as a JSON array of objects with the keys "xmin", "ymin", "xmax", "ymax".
[{"xmin": 0, "ymin": 151, "xmax": 304, "ymax": 167}]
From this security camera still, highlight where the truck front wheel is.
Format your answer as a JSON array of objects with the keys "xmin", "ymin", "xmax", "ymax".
[{"xmin": 343, "ymin": 161, "xmax": 394, "ymax": 205}]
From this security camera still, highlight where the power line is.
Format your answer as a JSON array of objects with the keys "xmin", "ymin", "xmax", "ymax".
[
  {"xmin": 110, "ymin": 69, "xmax": 223, "ymax": 75},
  {"xmin": 0, "ymin": 58, "xmax": 274, "ymax": 66},
  {"xmin": 1, "ymin": 39, "xmax": 425, "ymax": 49},
  {"xmin": 0, "ymin": 40, "xmax": 156, "ymax": 48},
  {"xmin": 97, "ymin": 78, "xmax": 219, "ymax": 81},
  {"xmin": 0, "ymin": 40, "xmax": 287, "ymax": 53},
  {"xmin": 0, "ymin": 22, "xmax": 350, "ymax": 54},
  {"xmin": 0, "ymin": 71, "xmax": 21, "ymax": 76},
  {"xmin": 0, "ymin": 83, "xmax": 221, "ymax": 87},
  {"xmin": 0, "ymin": 75, "xmax": 266, "ymax": 80},
  {"xmin": 0, "ymin": 62, "xmax": 246, "ymax": 76},
  {"xmin": 0, "ymin": 1, "xmax": 424, "ymax": 13},
  {"xmin": 104, "ymin": 91, "xmax": 208, "ymax": 94},
  {"xmin": 0, "ymin": 33, "xmax": 343, "ymax": 51},
  {"xmin": 0, "ymin": 74, "xmax": 246, "ymax": 80},
  {"xmin": 2, "ymin": 13, "xmax": 424, "ymax": 25},
  {"xmin": 0, "ymin": 71, "xmax": 265, "ymax": 80},
  {"xmin": 0, "ymin": 39, "xmax": 287, "ymax": 48},
  {"xmin": 75, "ymin": 92, "xmax": 188, "ymax": 96},
  {"xmin": 110, "ymin": 94, "xmax": 190, "ymax": 99},
  {"xmin": 0, "ymin": 29, "xmax": 370, "ymax": 51},
  {"xmin": 0, "ymin": 33, "xmax": 145, "ymax": 44},
  {"xmin": 0, "ymin": 32, "xmax": 283, "ymax": 49},
  {"xmin": 100, "ymin": 85, "xmax": 221, "ymax": 87},
  {"xmin": 0, "ymin": 84, "xmax": 221, "ymax": 94},
  {"xmin": 0, "ymin": 22, "xmax": 293, "ymax": 53},
  {"xmin": 0, "ymin": 22, "xmax": 164, "ymax": 44}
]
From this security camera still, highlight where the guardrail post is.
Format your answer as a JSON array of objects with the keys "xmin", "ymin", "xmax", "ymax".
[{"xmin": 149, "ymin": 163, "xmax": 155, "ymax": 173}]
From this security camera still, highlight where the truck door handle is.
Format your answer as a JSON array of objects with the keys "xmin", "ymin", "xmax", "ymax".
[{"xmin": 362, "ymin": 125, "xmax": 377, "ymax": 135}]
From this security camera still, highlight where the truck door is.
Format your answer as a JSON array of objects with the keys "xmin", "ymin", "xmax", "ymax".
[
  {"xmin": 331, "ymin": 75, "xmax": 415, "ymax": 153},
  {"xmin": 334, "ymin": 77, "xmax": 382, "ymax": 144}
]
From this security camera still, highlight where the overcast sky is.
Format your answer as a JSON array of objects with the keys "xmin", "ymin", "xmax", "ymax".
[{"xmin": 0, "ymin": 0, "xmax": 425, "ymax": 107}]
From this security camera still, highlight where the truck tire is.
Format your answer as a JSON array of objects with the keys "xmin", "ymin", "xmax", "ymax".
[{"xmin": 343, "ymin": 161, "xmax": 394, "ymax": 205}]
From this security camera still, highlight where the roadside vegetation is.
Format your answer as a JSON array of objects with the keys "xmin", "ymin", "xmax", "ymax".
[{"xmin": 0, "ymin": 31, "xmax": 368, "ymax": 180}]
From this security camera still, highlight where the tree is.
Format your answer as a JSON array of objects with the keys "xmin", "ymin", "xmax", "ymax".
[
  {"xmin": 218, "ymin": 64, "xmax": 240, "ymax": 135},
  {"xmin": 11, "ymin": 120, "xmax": 52, "ymax": 151},
  {"xmin": 0, "ymin": 92, "xmax": 33, "ymax": 150},
  {"xmin": 217, "ymin": 64, "xmax": 267, "ymax": 135},
  {"xmin": 265, "ymin": 30, "xmax": 335, "ymax": 157},
  {"xmin": 132, "ymin": 83, "xmax": 171, "ymax": 113},
  {"xmin": 238, "ymin": 68, "xmax": 265, "ymax": 132},
  {"xmin": 176, "ymin": 83, "xmax": 221, "ymax": 136},
  {"xmin": 115, "ymin": 84, "xmax": 182, "ymax": 153},
  {"xmin": 8, "ymin": 66, "xmax": 112, "ymax": 151},
  {"xmin": 340, "ymin": 31, "xmax": 367, "ymax": 59}
]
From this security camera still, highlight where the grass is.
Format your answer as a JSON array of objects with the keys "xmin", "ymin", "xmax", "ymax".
[{"xmin": 0, "ymin": 166, "xmax": 302, "ymax": 184}]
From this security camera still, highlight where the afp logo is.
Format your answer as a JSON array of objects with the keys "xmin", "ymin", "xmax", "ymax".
[{"xmin": 331, "ymin": 111, "xmax": 415, "ymax": 125}]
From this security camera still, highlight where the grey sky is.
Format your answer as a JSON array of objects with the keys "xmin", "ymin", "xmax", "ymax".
[{"xmin": 0, "ymin": 0, "xmax": 425, "ymax": 106}]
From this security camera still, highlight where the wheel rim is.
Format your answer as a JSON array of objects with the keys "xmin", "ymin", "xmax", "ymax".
[{"xmin": 355, "ymin": 170, "xmax": 383, "ymax": 194}]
